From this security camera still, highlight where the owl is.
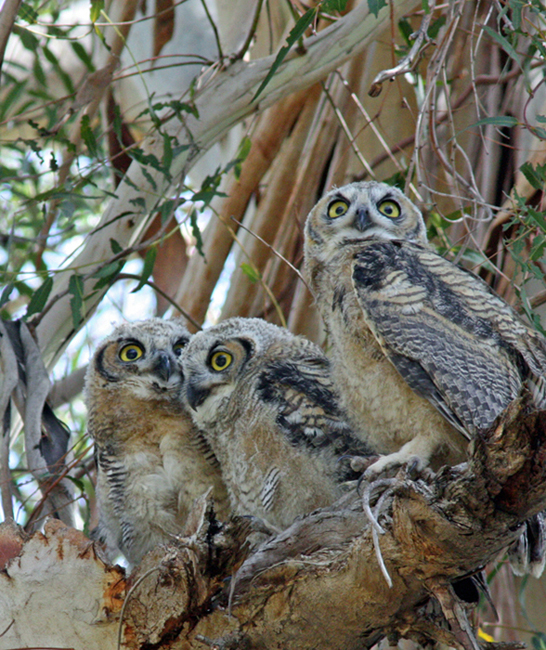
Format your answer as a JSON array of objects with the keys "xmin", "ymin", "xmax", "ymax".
[
  {"xmin": 304, "ymin": 180, "xmax": 546, "ymax": 574},
  {"xmin": 85, "ymin": 318, "xmax": 230, "ymax": 566},
  {"xmin": 181, "ymin": 317, "xmax": 372, "ymax": 532}
]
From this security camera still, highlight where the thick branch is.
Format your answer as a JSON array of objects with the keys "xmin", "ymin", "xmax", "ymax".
[{"xmin": 1, "ymin": 400, "xmax": 545, "ymax": 649}]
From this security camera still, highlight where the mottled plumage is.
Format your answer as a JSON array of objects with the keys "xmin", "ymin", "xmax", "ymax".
[
  {"xmin": 85, "ymin": 318, "xmax": 229, "ymax": 566},
  {"xmin": 182, "ymin": 317, "xmax": 371, "ymax": 531},
  {"xmin": 304, "ymin": 180, "xmax": 546, "ymax": 575}
]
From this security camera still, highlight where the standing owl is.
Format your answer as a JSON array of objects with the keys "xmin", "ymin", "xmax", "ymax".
[
  {"xmin": 85, "ymin": 318, "xmax": 230, "ymax": 566},
  {"xmin": 304, "ymin": 180, "xmax": 546, "ymax": 574},
  {"xmin": 182, "ymin": 317, "xmax": 372, "ymax": 531}
]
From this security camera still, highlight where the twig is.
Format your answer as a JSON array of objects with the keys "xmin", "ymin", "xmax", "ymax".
[
  {"xmin": 368, "ymin": 1, "xmax": 435, "ymax": 97},
  {"xmin": 117, "ymin": 566, "xmax": 162, "ymax": 650},
  {"xmin": 200, "ymin": 0, "xmax": 223, "ymax": 60},
  {"xmin": 230, "ymin": 217, "xmax": 308, "ymax": 290},
  {"xmin": 233, "ymin": 0, "xmax": 265, "ymax": 61},
  {"xmin": 116, "ymin": 273, "xmax": 203, "ymax": 330},
  {"xmin": 321, "ymin": 81, "xmax": 375, "ymax": 180}
]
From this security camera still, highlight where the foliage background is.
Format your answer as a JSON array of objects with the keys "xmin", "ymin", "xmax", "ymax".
[{"xmin": 1, "ymin": 0, "xmax": 546, "ymax": 644}]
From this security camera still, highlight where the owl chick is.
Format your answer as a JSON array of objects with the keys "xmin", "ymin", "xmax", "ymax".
[
  {"xmin": 85, "ymin": 318, "xmax": 230, "ymax": 566},
  {"xmin": 182, "ymin": 317, "xmax": 372, "ymax": 531},
  {"xmin": 304, "ymin": 180, "xmax": 546, "ymax": 574}
]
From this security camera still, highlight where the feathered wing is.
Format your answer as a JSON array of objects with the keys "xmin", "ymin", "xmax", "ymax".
[
  {"xmin": 351, "ymin": 240, "xmax": 546, "ymax": 578},
  {"xmin": 351, "ymin": 241, "xmax": 533, "ymax": 436},
  {"xmin": 256, "ymin": 348, "xmax": 371, "ymax": 479}
]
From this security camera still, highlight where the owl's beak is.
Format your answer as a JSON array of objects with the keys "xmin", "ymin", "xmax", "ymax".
[
  {"xmin": 186, "ymin": 380, "xmax": 210, "ymax": 411},
  {"xmin": 152, "ymin": 351, "xmax": 172, "ymax": 382},
  {"xmin": 354, "ymin": 206, "xmax": 370, "ymax": 232}
]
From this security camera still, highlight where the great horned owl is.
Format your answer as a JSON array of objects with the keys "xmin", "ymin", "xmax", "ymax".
[
  {"xmin": 182, "ymin": 317, "xmax": 372, "ymax": 531},
  {"xmin": 85, "ymin": 318, "xmax": 230, "ymax": 566},
  {"xmin": 304, "ymin": 180, "xmax": 546, "ymax": 575}
]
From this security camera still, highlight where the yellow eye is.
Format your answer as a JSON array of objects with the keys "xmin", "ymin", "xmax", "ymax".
[
  {"xmin": 378, "ymin": 200, "xmax": 401, "ymax": 219},
  {"xmin": 173, "ymin": 341, "xmax": 187, "ymax": 357},
  {"xmin": 327, "ymin": 200, "xmax": 349, "ymax": 219},
  {"xmin": 210, "ymin": 351, "xmax": 232, "ymax": 372},
  {"xmin": 119, "ymin": 343, "xmax": 143, "ymax": 362}
]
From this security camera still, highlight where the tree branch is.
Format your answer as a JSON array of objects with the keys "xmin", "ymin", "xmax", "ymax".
[{"xmin": 35, "ymin": 0, "xmax": 418, "ymax": 369}]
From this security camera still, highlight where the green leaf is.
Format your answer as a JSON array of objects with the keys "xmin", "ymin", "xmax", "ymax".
[
  {"xmin": 530, "ymin": 125, "xmax": 546, "ymax": 140},
  {"xmin": 483, "ymin": 25, "xmax": 521, "ymax": 67},
  {"xmin": 71, "ymin": 42, "xmax": 94, "ymax": 71},
  {"xmin": 92, "ymin": 262, "xmax": 122, "ymax": 290},
  {"xmin": 253, "ymin": 7, "xmax": 317, "ymax": 102},
  {"xmin": 474, "ymin": 116, "xmax": 519, "ymax": 128},
  {"xmin": 530, "ymin": 234, "xmax": 546, "ymax": 262},
  {"xmin": 129, "ymin": 197, "xmax": 147, "ymax": 210},
  {"xmin": 14, "ymin": 24, "xmax": 39, "ymax": 51},
  {"xmin": 42, "ymin": 46, "xmax": 75, "ymax": 94},
  {"xmin": 25, "ymin": 275, "xmax": 53, "ymax": 319},
  {"xmin": 167, "ymin": 99, "xmax": 199, "ymax": 120},
  {"xmin": 234, "ymin": 136, "xmax": 252, "ymax": 180},
  {"xmin": 508, "ymin": 0, "xmax": 524, "ymax": 30},
  {"xmin": 520, "ymin": 162, "xmax": 546, "ymax": 191},
  {"xmin": 0, "ymin": 284, "xmax": 14, "ymax": 309},
  {"xmin": 18, "ymin": 2, "xmax": 39, "ymax": 23},
  {"xmin": 81, "ymin": 115, "xmax": 98, "ymax": 157},
  {"xmin": 367, "ymin": 0, "xmax": 387, "ymax": 18},
  {"xmin": 162, "ymin": 132, "xmax": 173, "ymax": 170},
  {"xmin": 132, "ymin": 247, "xmax": 157, "ymax": 293},
  {"xmin": 129, "ymin": 147, "xmax": 171, "ymax": 181},
  {"xmin": 110, "ymin": 238, "xmax": 122, "ymax": 255},
  {"xmin": 65, "ymin": 475, "xmax": 86, "ymax": 492},
  {"xmin": 321, "ymin": 0, "xmax": 348, "ymax": 12},
  {"xmin": 49, "ymin": 152, "xmax": 58, "ymax": 172},
  {"xmin": 456, "ymin": 115, "xmax": 519, "ymax": 138},
  {"xmin": 189, "ymin": 210, "xmax": 204, "ymax": 257},
  {"xmin": 428, "ymin": 15, "xmax": 446, "ymax": 40},
  {"xmin": 397, "ymin": 18, "xmax": 413, "ymax": 46},
  {"xmin": 68, "ymin": 273, "xmax": 84, "ymax": 328},
  {"xmin": 32, "ymin": 57, "xmax": 46, "ymax": 88},
  {"xmin": 0, "ymin": 80, "xmax": 26, "ymax": 121},
  {"xmin": 241, "ymin": 263, "xmax": 260, "ymax": 283},
  {"xmin": 158, "ymin": 198, "xmax": 177, "ymax": 223},
  {"xmin": 527, "ymin": 207, "xmax": 546, "ymax": 233},
  {"xmin": 90, "ymin": 0, "xmax": 104, "ymax": 22}
]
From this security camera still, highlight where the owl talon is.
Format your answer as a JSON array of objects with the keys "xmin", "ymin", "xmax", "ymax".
[{"xmin": 349, "ymin": 454, "xmax": 380, "ymax": 473}]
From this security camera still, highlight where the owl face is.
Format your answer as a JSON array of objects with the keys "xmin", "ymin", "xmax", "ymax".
[
  {"xmin": 88, "ymin": 318, "xmax": 191, "ymax": 404},
  {"xmin": 183, "ymin": 318, "xmax": 294, "ymax": 428},
  {"xmin": 304, "ymin": 181, "xmax": 428, "ymax": 263}
]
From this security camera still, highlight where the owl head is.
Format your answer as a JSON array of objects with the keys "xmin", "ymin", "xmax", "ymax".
[
  {"xmin": 182, "ymin": 317, "xmax": 322, "ymax": 428},
  {"xmin": 85, "ymin": 318, "xmax": 191, "ymax": 407},
  {"xmin": 304, "ymin": 181, "xmax": 428, "ymax": 263}
]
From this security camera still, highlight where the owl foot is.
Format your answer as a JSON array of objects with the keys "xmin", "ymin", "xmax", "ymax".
[{"xmin": 348, "ymin": 454, "xmax": 380, "ymax": 473}]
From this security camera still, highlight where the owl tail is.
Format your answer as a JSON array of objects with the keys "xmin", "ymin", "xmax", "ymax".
[{"xmin": 507, "ymin": 512, "xmax": 545, "ymax": 578}]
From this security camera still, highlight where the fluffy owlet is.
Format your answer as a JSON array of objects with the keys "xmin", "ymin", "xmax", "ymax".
[
  {"xmin": 304, "ymin": 180, "xmax": 546, "ymax": 574},
  {"xmin": 85, "ymin": 318, "xmax": 230, "ymax": 566},
  {"xmin": 182, "ymin": 317, "xmax": 372, "ymax": 532}
]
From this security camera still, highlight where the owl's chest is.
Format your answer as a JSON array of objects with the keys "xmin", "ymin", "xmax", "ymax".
[
  {"xmin": 214, "ymin": 413, "xmax": 341, "ymax": 528},
  {"xmin": 316, "ymin": 260, "xmax": 439, "ymax": 450}
]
